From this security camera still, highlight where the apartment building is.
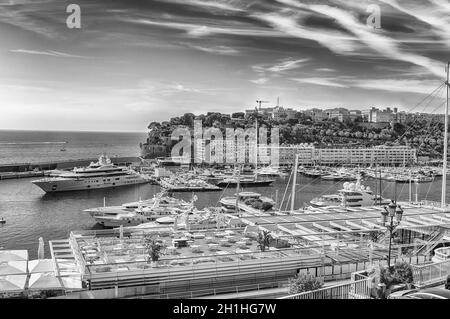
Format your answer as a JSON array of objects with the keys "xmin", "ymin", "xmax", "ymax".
[{"xmin": 314, "ymin": 145, "xmax": 416, "ymax": 166}]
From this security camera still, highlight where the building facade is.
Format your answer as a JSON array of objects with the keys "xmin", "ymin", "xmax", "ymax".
[{"xmin": 192, "ymin": 139, "xmax": 416, "ymax": 166}]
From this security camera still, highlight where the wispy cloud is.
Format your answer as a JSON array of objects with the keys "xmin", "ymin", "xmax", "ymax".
[
  {"xmin": 350, "ymin": 78, "xmax": 445, "ymax": 95},
  {"xmin": 124, "ymin": 18, "xmax": 283, "ymax": 38},
  {"xmin": 292, "ymin": 77, "xmax": 348, "ymax": 88},
  {"xmin": 316, "ymin": 68, "xmax": 335, "ymax": 72},
  {"xmin": 255, "ymin": 12, "xmax": 359, "ymax": 55},
  {"xmin": 10, "ymin": 49, "xmax": 91, "ymax": 59},
  {"xmin": 274, "ymin": 0, "xmax": 444, "ymax": 77},
  {"xmin": 291, "ymin": 75, "xmax": 444, "ymax": 95},
  {"xmin": 253, "ymin": 57, "xmax": 310, "ymax": 75},
  {"xmin": 155, "ymin": 0, "xmax": 246, "ymax": 12},
  {"xmin": 185, "ymin": 44, "xmax": 240, "ymax": 55},
  {"xmin": 379, "ymin": 0, "xmax": 450, "ymax": 47},
  {"xmin": 250, "ymin": 78, "xmax": 269, "ymax": 85}
]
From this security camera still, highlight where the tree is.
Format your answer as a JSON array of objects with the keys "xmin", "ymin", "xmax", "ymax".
[
  {"xmin": 144, "ymin": 235, "xmax": 164, "ymax": 263},
  {"xmin": 256, "ymin": 230, "xmax": 272, "ymax": 252},
  {"xmin": 288, "ymin": 273, "xmax": 323, "ymax": 294}
]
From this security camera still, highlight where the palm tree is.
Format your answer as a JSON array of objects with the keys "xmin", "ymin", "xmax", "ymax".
[{"xmin": 256, "ymin": 230, "xmax": 272, "ymax": 252}]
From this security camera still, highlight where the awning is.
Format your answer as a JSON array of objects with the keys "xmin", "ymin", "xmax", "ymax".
[
  {"xmin": 0, "ymin": 275, "xmax": 27, "ymax": 292},
  {"xmin": 28, "ymin": 272, "xmax": 63, "ymax": 290},
  {"xmin": 28, "ymin": 259, "xmax": 54, "ymax": 274},
  {"xmin": 0, "ymin": 250, "xmax": 28, "ymax": 262},
  {"xmin": 0, "ymin": 261, "xmax": 28, "ymax": 275},
  {"xmin": 60, "ymin": 276, "xmax": 83, "ymax": 290}
]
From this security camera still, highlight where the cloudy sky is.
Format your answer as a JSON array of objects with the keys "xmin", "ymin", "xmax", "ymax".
[{"xmin": 0, "ymin": 0, "xmax": 449, "ymax": 131}]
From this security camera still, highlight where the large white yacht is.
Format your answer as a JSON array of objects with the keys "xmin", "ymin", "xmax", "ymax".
[
  {"xmin": 32, "ymin": 155, "xmax": 150, "ymax": 193},
  {"xmin": 310, "ymin": 180, "xmax": 391, "ymax": 208}
]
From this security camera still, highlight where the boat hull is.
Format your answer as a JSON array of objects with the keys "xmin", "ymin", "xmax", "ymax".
[
  {"xmin": 32, "ymin": 176, "xmax": 150, "ymax": 193},
  {"xmin": 216, "ymin": 180, "xmax": 274, "ymax": 187}
]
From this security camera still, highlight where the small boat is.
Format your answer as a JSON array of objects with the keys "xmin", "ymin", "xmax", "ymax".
[{"xmin": 0, "ymin": 218, "xmax": 6, "ymax": 224}]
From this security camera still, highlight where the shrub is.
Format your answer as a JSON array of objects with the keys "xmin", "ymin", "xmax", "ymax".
[
  {"xmin": 288, "ymin": 273, "xmax": 323, "ymax": 294},
  {"xmin": 379, "ymin": 261, "xmax": 413, "ymax": 288},
  {"xmin": 143, "ymin": 235, "xmax": 165, "ymax": 262}
]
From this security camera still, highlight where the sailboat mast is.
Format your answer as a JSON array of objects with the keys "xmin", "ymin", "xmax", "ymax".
[
  {"xmin": 442, "ymin": 62, "xmax": 449, "ymax": 208},
  {"xmin": 290, "ymin": 154, "xmax": 299, "ymax": 212},
  {"xmin": 235, "ymin": 164, "xmax": 241, "ymax": 216},
  {"xmin": 255, "ymin": 118, "xmax": 258, "ymax": 179}
]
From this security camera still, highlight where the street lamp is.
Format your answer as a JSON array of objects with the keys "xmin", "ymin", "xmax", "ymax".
[{"xmin": 381, "ymin": 200, "xmax": 403, "ymax": 267}]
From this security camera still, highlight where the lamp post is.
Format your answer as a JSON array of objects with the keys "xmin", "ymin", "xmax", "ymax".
[{"xmin": 381, "ymin": 200, "xmax": 403, "ymax": 267}]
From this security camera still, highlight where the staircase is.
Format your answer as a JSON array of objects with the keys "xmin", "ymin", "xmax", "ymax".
[{"xmin": 410, "ymin": 228, "xmax": 446, "ymax": 256}]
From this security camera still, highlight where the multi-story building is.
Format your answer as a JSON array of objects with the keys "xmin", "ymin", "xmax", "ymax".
[
  {"xmin": 314, "ymin": 145, "xmax": 416, "ymax": 166},
  {"xmin": 305, "ymin": 108, "xmax": 328, "ymax": 122},
  {"xmin": 271, "ymin": 106, "xmax": 298, "ymax": 121},
  {"xmin": 324, "ymin": 108, "xmax": 350, "ymax": 122},
  {"xmin": 192, "ymin": 139, "xmax": 416, "ymax": 166},
  {"xmin": 364, "ymin": 107, "xmax": 396, "ymax": 123},
  {"xmin": 195, "ymin": 138, "xmax": 258, "ymax": 164}
]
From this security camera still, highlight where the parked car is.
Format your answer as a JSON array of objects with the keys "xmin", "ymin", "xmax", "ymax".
[{"xmin": 389, "ymin": 288, "xmax": 450, "ymax": 299}]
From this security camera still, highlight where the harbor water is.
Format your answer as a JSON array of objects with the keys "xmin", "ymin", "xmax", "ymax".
[{"xmin": 0, "ymin": 174, "xmax": 447, "ymax": 259}]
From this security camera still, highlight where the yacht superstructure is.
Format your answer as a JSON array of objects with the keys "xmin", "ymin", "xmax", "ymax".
[{"xmin": 310, "ymin": 180, "xmax": 391, "ymax": 208}]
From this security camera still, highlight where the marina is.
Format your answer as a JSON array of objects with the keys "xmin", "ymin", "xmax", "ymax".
[{"xmin": 1, "ymin": 0, "xmax": 450, "ymax": 303}]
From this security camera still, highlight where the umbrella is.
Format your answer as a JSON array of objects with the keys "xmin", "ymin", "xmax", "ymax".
[
  {"xmin": 28, "ymin": 272, "xmax": 63, "ymax": 290},
  {"xmin": 28, "ymin": 259, "xmax": 54, "ymax": 274},
  {"xmin": 0, "ymin": 275, "xmax": 27, "ymax": 292},
  {"xmin": 0, "ymin": 250, "xmax": 28, "ymax": 263},
  {"xmin": 37, "ymin": 238, "xmax": 45, "ymax": 260},
  {"xmin": 0, "ymin": 261, "xmax": 28, "ymax": 275}
]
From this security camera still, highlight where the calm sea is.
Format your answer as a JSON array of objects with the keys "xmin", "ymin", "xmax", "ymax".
[{"xmin": 0, "ymin": 130, "xmax": 147, "ymax": 165}]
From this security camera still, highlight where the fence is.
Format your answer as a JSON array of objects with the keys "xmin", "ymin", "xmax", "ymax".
[
  {"xmin": 278, "ymin": 278, "xmax": 372, "ymax": 299},
  {"xmin": 412, "ymin": 258, "xmax": 450, "ymax": 288},
  {"xmin": 53, "ymin": 280, "xmax": 288, "ymax": 299}
]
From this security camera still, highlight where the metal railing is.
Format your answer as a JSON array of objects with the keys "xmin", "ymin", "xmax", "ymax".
[
  {"xmin": 278, "ymin": 278, "xmax": 372, "ymax": 299},
  {"xmin": 412, "ymin": 258, "xmax": 450, "ymax": 287},
  {"xmin": 433, "ymin": 247, "xmax": 450, "ymax": 262}
]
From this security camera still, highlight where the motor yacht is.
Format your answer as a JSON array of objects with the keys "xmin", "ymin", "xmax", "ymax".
[
  {"xmin": 32, "ymin": 155, "xmax": 150, "ymax": 193},
  {"xmin": 310, "ymin": 180, "xmax": 391, "ymax": 208}
]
